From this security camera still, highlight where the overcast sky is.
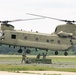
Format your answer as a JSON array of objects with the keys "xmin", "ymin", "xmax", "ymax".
[{"xmin": 0, "ymin": 0, "xmax": 76, "ymax": 33}]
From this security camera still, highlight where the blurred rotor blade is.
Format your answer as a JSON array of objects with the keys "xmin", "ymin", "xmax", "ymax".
[
  {"xmin": 26, "ymin": 13, "xmax": 65, "ymax": 21},
  {"xmin": 0, "ymin": 18, "xmax": 45, "ymax": 25},
  {"xmin": 9, "ymin": 17, "xmax": 45, "ymax": 22},
  {"xmin": 26, "ymin": 13, "xmax": 76, "ymax": 23}
]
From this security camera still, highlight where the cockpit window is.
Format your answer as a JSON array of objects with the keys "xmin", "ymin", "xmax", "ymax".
[
  {"xmin": 55, "ymin": 27, "xmax": 57, "ymax": 32},
  {"xmin": 2, "ymin": 33, "xmax": 4, "ymax": 36},
  {"xmin": 0, "ymin": 31, "xmax": 3, "ymax": 37}
]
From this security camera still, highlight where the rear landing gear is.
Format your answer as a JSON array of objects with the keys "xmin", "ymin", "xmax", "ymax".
[
  {"xmin": 64, "ymin": 51, "xmax": 68, "ymax": 56},
  {"xmin": 55, "ymin": 51, "xmax": 58, "ymax": 55}
]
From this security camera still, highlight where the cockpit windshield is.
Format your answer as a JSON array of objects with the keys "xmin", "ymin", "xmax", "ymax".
[{"xmin": 0, "ymin": 31, "xmax": 4, "ymax": 37}]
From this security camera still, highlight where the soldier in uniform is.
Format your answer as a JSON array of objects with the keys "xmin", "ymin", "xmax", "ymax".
[
  {"xmin": 42, "ymin": 52, "xmax": 47, "ymax": 59},
  {"xmin": 21, "ymin": 51, "xmax": 26, "ymax": 63},
  {"xmin": 25, "ymin": 57, "xmax": 31, "ymax": 64},
  {"xmin": 36, "ymin": 53, "xmax": 41, "ymax": 59}
]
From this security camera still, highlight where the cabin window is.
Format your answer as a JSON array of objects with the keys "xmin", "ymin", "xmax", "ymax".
[
  {"xmin": 57, "ymin": 40, "xmax": 60, "ymax": 44},
  {"xmin": 35, "ymin": 37, "xmax": 39, "ymax": 41},
  {"xmin": 11, "ymin": 34, "xmax": 16, "ymax": 39},
  {"xmin": 46, "ymin": 39, "xmax": 49, "ymax": 42},
  {"xmin": 24, "ymin": 36, "xmax": 27, "ymax": 40}
]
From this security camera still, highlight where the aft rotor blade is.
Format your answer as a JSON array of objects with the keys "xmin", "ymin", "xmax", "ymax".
[
  {"xmin": 26, "ymin": 13, "xmax": 65, "ymax": 22},
  {"xmin": 26, "ymin": 13, "xmax": 76, "ymax": 23}
]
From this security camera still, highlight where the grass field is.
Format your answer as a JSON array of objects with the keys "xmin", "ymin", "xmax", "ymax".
[{"xmin": 0, "ymin": 55, "xmax": 76, "ymax": 72}]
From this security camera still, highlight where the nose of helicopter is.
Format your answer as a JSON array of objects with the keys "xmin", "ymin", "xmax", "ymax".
[
  {"xmin": 0, "ymin": 24, "xmax": 1, "ymax": 31},
  {"xmin": 0, "ymin": 31, "xmax": 3, "ymax": 37},
  {"xmin": 0, "ymin": 30, "xmax": 5, "ymax": 41}
]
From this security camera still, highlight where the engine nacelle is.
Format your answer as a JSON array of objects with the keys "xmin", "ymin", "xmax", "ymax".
[
  {"xmin": 58, "ymin": 31, "xmax": 73, "ymax": 37},
  {"xmin": 1, "ymin": 24, "xmax": 14, "ymax": 31}
]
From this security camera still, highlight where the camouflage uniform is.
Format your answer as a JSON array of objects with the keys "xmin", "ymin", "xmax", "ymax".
[
  {"xmin": 36, "ymin": 53, "xmax": 41, "ymax": 59},
  {"xmin": 25, "ymin": 57, "xmax": 30, "ymax": 63},
  {"xmin": 21, "ymin": 51, "xmax": 26, "ymax": 63},
  {"xmin": 42, "ymin": 53, "xmax": 47, "ymax": 59}
]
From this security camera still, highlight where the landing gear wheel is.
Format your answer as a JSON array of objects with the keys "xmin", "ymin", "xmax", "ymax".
[
  {"xmin": 26, "ymin": 49, "xmax": 31, "ymax": 54},
  {"xmin": 64, "ymin": 51, "xmax": 68, "ymax": 56},
  {"xmin": 18, "ymin": 49, "xmax": 22, "ymax": 53},
  {"xmin": 55, "ymin": 51, "xmax": 58, "ymax": 55}
]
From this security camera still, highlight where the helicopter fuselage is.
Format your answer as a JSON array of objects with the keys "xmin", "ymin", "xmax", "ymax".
[
  {"xmin": 0, "ymin": 14, "xmax": 76, "ymax": 56},
  {"xmin": 0, "ymin": 30, "xmax": 74, "ymax": 51}
]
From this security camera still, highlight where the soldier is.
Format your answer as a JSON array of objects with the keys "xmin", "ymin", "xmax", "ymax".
[
  {"xmin": 25, "ymin": 57, "xmax": 31, "ymax": 64},
  {"xmin": 36, "ymin": 53, "xmax": 41, "ymax": 59},
  {"xmin": 21, "ymin": 51, "xmax": 26, "ymax": 64},
  {"xmin": 42, "ymin": 53, "xmax": 47, "ymax": 59}
]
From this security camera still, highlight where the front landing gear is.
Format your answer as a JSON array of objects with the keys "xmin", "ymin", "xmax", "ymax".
[
  {"xmin": 18, "ymin": 48, "xmax": 22, "ymax": 53},
  {"xmin": 18, "ymin": 48, "xmax": 31, "ymax": 54}
]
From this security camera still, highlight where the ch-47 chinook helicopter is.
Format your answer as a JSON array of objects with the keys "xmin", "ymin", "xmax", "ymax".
[{"xmin": 0, "ymin": 14, "xmax": 76, "ymax": 56}]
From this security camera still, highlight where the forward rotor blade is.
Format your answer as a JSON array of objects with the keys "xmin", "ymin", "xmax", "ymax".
[
  {"xmin": 9, "ymin": 18, "xmax": 45, "ymax": 22},
  {"xmin": 0, "ymin": 18, "xmax": 45, "ymax": 24}
]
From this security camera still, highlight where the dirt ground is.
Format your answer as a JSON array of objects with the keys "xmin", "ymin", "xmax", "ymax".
[
  {"xmin": 0, "ymin": 71, "xmax": 76, "ymax": 75},
  {"xmin": 21, "ymin": 71, "xmax": 76, "ymax": 75},
  {"xmin": 0, "ymin": 71, "xmax": 38, "ymax": 75}
]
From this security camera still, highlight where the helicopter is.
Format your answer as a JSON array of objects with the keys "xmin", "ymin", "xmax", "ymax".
[{"xmin": 0, "ymin": 14, "xmax": 76, "ymax": 56}]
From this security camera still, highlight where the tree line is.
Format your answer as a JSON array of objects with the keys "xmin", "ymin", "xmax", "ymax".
[{"xmin": 0, "ymin": 45, "xmax": 76, "ymax": 55}]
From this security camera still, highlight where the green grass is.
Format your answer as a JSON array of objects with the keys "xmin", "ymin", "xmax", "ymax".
[
  {"xmin": 0, "ymin": 64, "xmax": 76, "ymax": 72},
  {"xmin": 0, "ymin": 57, "xmax": 20, "ymax": 60},
  {"xmin": 51, "ymin": 57, "xmax": 76, "ymax": 63}
]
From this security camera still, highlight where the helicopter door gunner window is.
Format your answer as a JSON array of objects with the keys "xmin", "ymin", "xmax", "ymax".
[{"xmin": 11, "ymin": 34, "xmax": 16, "ymax": 39}]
